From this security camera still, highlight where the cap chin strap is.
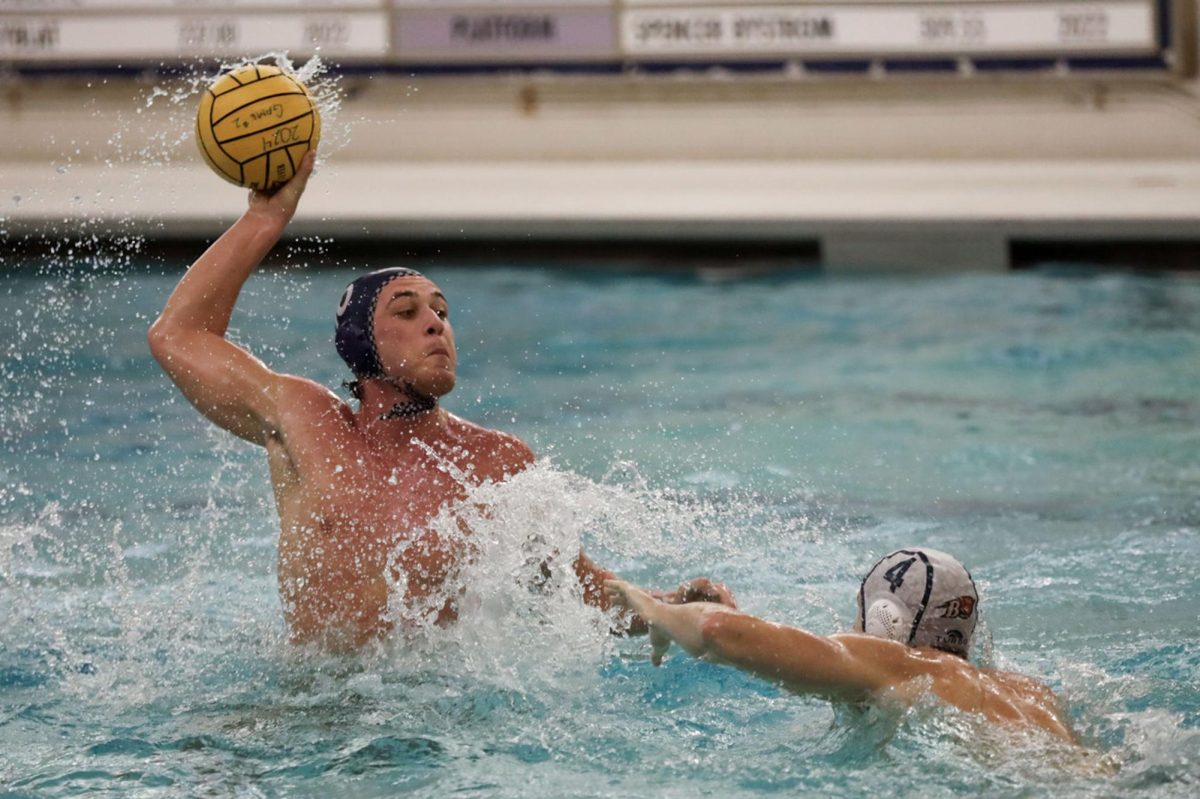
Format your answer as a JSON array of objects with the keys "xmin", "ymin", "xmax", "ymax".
[{"xmin": 379, "ymin": 378, "xmax": 437, "ymax": 420}]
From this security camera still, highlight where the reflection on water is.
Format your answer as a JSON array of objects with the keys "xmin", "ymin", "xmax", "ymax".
[{"xmin": 1, "ymin": 263, "xmax": 1198, "ymax": 796}]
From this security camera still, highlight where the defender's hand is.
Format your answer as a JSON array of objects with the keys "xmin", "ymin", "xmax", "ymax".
[
  {"xmin": 604, "ymin": 579, "xmax": 658, "ymax": 620},
  {"xmin": 648, "ymin": 626, "xmax": 672, "ymax": 667},
  {"xmin": 605, "ymin": 579, "xmax": 673, "ymax": 666}
]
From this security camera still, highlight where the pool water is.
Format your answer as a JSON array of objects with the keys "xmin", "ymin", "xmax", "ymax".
[{"xmin": 1, "ymin": 264, "xmax": 1197, "ymax": 797}]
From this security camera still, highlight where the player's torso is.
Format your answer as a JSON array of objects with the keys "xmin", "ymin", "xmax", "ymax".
[{"xmin": 265, "ymin": 408, "xmax": 498, "ymax": 645}]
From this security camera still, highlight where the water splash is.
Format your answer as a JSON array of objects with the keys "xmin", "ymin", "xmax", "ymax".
[{"xmin": 351, "ymin": 458, "xmax": 818, "ymax": 686}]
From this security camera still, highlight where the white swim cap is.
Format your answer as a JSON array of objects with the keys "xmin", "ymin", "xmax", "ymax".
[{"xmin": 859, "ymin": 548, "xmax": 979, "ymax": 657}]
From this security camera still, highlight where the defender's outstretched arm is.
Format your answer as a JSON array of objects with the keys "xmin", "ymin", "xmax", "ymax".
[
  {"xmin": 148, "ymin": 153, "xmax": 316, "ymax": 445},
  {"xmin": 604, "ymin": 579, "xmax": 889, "ymax": 700},
  {"xmin": 581, "ymin": 562, "xmax": 737, "ymax": 635}
]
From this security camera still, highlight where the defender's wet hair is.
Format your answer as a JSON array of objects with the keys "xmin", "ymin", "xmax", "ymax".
[
  {"xmin": 858, "ymin": 548, "xmax": 979, "ymax": 658},
  {"xmin": 334, "ymin": 267, "xmax": 426, "ymax": 378}
]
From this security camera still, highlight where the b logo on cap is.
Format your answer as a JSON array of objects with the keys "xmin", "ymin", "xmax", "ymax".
[
  {"xmin": 935, "ymin": 596, "xmax": 976, "ymax": 619},
  {"xmin": 336, "ymin": 285, "xmax": 354, "ymax": 318}
]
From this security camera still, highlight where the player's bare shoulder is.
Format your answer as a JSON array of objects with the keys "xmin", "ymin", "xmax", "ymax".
[
  {"xmin": 269, "ymin": 373, "xmax": 355, "ymax": 437},
  {"xmin": 444, "ymin": 412, "xmax": 534, "ymax": 481},
  {"xmin": 261, "ymin": 374, "xmax": 360, "ymax": 487},
  {"xmin": 988, "ymin": 667, "xmax": 1062, "ymax": 707}
]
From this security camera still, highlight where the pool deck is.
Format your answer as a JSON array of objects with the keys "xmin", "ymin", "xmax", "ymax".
[{"xmin": 6, "ymin": 159, "xmax": 1200, "ymax": 270}]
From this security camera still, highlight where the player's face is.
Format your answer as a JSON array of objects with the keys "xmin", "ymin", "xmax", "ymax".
[{"xmin": 371, "ymin": 277, "xmax": 457, "ymax": 397}]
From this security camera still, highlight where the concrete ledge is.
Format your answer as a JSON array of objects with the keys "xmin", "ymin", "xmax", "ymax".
[{"xmin": 5, "ymin": 160, "xmax": 1200, "ymax": 269}]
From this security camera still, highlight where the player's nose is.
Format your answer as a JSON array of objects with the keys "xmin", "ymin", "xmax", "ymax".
[{"xmin": 422, "ymin": 307, "xmax": 445, "ymax": 335}]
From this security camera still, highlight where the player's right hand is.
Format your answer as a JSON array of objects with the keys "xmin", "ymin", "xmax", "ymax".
[{"xmin": 248, "ymin": 150, "xmax": 315, "ymax": 227}]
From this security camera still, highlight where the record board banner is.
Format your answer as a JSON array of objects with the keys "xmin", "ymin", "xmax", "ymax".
[
  {"xmin": 0, "ymin": 12, "xmax": 389, "ymax": 59},
  {"xmin": 395, "ymin": 8, "xmax": 615, "ymax": 61},
  {"xmin": 0, "ymin": 0, "xmax": 1172, "ymax": 67},
  {"xmin": 0, "ymin": 0, "xmax": 382, "ymax": 9},
  {"xmin": 621, "ymin": 2, "xmax": 1157, "ymax": 57},
  {"xmin": 394, "ymin": 0, "xmax": 606, "ymax": 6}
]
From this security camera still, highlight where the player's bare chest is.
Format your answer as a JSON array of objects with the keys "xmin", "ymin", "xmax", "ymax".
[{"xmin": 306, "ymin": 447, "xmax": 475, "ymax": 521}]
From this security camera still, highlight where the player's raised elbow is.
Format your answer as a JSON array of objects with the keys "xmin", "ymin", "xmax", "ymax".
[
  {"xmin": 147, "ymin": 318, "xmax": 202, "ymax": 377},
  {"xmin": 146, "ymin": 317, "xmax": 174, "ymax": 365}
]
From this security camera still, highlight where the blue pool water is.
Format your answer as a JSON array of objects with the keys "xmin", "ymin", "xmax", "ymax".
[{"xmin": 1, "ymin": 263, "xmax": 1198, "ymax": 797}]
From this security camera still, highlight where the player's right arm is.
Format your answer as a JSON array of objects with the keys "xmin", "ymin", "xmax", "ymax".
[
  {"xmin": 604, "ymin": 579, "xmax": 892, "ymax": 701},
  {"xmin": 147, "ymin": 152, "xmax": 316, "ymax": 446}
]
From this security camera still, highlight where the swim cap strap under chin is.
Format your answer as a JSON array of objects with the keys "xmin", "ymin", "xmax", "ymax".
[
  {"xmin": 380, "ymin": 399, "xmax": 436, "ymax": 420},
  {"xmin": 377, "ymin": 378, "xmax": 437, "ymax": 420},
  {"xmin": 334, "ymin": 267, "xmax": 426, "ymax": 378}
]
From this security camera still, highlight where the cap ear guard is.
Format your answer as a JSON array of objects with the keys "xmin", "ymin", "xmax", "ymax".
[{"xmin": 864, "ymin": 598, "xmax": 913, "ymax": 642}]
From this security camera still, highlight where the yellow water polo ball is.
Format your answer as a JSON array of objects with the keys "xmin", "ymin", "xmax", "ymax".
[{"xmin": 195, "ymin": 63, "xmax": 321, "ymax": 191}]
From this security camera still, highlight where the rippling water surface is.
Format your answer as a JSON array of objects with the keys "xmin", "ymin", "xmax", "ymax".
[{"xmin": 1, "ymin": 264, "xmax": 1197, "ymax": 797}]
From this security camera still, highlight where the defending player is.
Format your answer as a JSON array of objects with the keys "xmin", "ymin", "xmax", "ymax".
[{"xmin": 605, "ymin": 547, "xmax": 1076, "ymax": 742}]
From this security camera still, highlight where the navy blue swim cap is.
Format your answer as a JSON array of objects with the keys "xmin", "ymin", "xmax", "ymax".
[{"xmin": 334, "ymin": 267, "xmax": 426, "ymax": 377}]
